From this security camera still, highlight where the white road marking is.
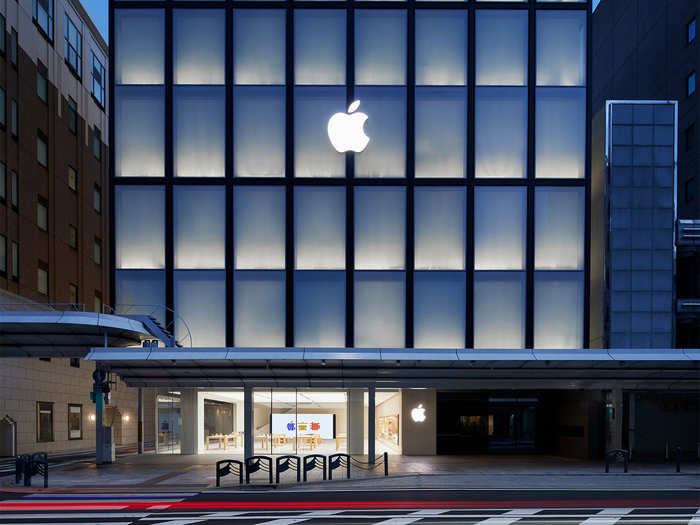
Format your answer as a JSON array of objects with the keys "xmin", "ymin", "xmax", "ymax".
[
  {"xmin": 474, "ymin": 508, "xmax": 540, "ymax": 524},
  {"xmin": 689, "ymin": 508, "xmax": 700, "ymax": 524},
  {"xmin": 579, "ymin": 507, "xmax": 633, "ymax": 524}
]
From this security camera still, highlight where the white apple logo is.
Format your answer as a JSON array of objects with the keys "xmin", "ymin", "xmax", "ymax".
[
  {"xmin": 327, "ymin": 100, "xmax": 370, "ymax": 153},
  {"xmin": 411, "ymin": 404, "xmax": 426, "ymax": 423}
]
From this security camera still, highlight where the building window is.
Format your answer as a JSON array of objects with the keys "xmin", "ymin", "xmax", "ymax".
[
  {"xmin": 10, "ymin": 171, "xmax": 18, "ymax": 210},
  {"xmin": 64, "ymin": 14, "xmax": 81, "ymax": 78},
  {"xmin": 68, "ymin": 283, "xmax": 77, "ymax": 303},
  {"xmin": 10, "ymin": 27, "xmax": 17, "ymax": 66},
  {"xmin": 0, "ymin": 235, "xmax": 6, "ymax": 276},
  {"xmin": 67, "ymin": 166, "xmax": 77, "ymax": 191},
  {"xmin": 68, "ymin": 403, "xmax": 82, "ymax": 438},
  {"xmin": 686, "ymin": 123, "xmax": 696, "ymax": 152},
  {"xmin": 37, "ymin": 197, "xmax": 48, "ymax": 231},
  {"xmin": 688, "ymin": 72, "xmax": 696, "ymax": 96},
  {"xmin": 688, "ymin": 18, "xmax": 696, "ymax": 44},
  {"xmin": 34, "ymin": 0, "xmax": 54, "ymax": 40},
  {"xmin": 36, "ymin": 402, "xmax": 54, "ymax": 442},
  {"xmin": 93, "ymin": 184, "xmax": 101, "ymax": 213},
  {"xmin": 37, "ymin": 262, "xmax": 48, "ymax": 295},
  {"xmin": 0, "ymin": 14, "xmax": 5, "ymax": 55},
  {"xmin": 37, "ymin": 61, "xmax": 48, "ymax": 102},
  {"xmin": 93, "ymin": 292, "xmax": 101, "ymax": 313},
  {"xmin": 93, "ymin": 128, "xmax": 101, "ymax": 159},
  {"xmin": 68, "ymin": 224, "xmax": 77, "ymax": 249},
  {"xmin": 10, "ymin": 99, "xmax": 17, "ymax": 138},
  {"xmin": 37, "ymin": 133, "xmax": 48, "ymax": 167},
  {"xmin": 70, "ymin": 358, "xmax": 79, "ymax": 367},
  {"xmin": 11, "ymin": 241, "xmax": 18, "ymax": 281},
  {"xmin": 0, "ymin": 87, "xmax": 5, "ymax": 128},
  {"xmin": 91, "ymin": 53, "xmax": 105, "ymax": 108},
  {"xmin": 67, "ymin": 97, "xmax": 77, "ymax": 134},
  {"xmin": 685, "ymin": 178, "xmax": 695, "ymax": 203},
  {"xmin": 94, "ymin": 238, "xmax": 101, "ymax": 265},
  {"xmin": 0, "ymin": 162, "xmax": 5, "ymax": 203}
]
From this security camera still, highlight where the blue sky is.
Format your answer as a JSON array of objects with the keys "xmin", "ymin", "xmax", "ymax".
[{"xmin": 83, "ymin": 0, "xmax": 108, "ymax": 42}]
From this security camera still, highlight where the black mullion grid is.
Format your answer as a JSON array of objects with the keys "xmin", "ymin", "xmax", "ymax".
[
  {"xmin": 465, "ymin": 5, "xmax": 475, "ymax": 349},
  {"xmin": 583, "ymin": 0, "xmax": 592, "ymax": 348},
  {"xmin": 285, "ymin": 7, "xmax": 295, "ymax": 348},
  {"xmin": 345, "ymin": 4, "xmax": 354, "ymax": 348},
  {"xmin": 164, "ymin": 6, "xmax": 175, "ymax": 333},
  {"xmin": 405, "ymin": 6, "xmax": 415, "ymax": 349},
  {"xmin": 226, "ymin": 7, "xmax": 234, "ymax": 347},
  {"xmin": 524, "ymin": 2, "xmax": 535, "ymax": 350},
  {"xmin": 108, "ymin": 0, "xmax": 116, "ymax": 311}
]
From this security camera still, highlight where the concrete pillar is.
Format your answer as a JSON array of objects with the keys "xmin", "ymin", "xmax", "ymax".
[
  {"xmin": 347, "ymin": 389, "xmax": 364, "ymax": 455},
  {"xmin": 401, "ymin": 388, "xmax": 436, "ymax": 455},
  {"xmin": 612, "ymin": 388, "xmax": 624, "ymax": 450},
  {"xmin": 137, "ymin": 388, "xmax": 143, "ymax": 454},
  {"xmin": 368, "ymin": 386, "xmax": 376, "ymax": 463},
  {"xmin": 180, "ymin": 389, "xmax": 203, "ymax": 454},
  {"xmin": 244, "ymin": 386, "xmax": 253, "ymax": 459}
]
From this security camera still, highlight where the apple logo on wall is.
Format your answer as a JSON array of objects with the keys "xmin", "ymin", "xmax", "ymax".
[
  {"xmin": 411, "ymin": 404, "xmax": 426, "ymax": 423},
  {"xmin": 327, "ymin": 100, "xmax": 370, "ymax": 153}
]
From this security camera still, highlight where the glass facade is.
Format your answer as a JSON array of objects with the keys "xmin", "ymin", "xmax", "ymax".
[{"xmin": 112, "ymin": 0, "xmax": 589, "ymax": 350}]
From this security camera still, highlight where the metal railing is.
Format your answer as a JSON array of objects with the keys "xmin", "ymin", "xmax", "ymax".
[
  {"xmin": 0, "ymin": 302, "xmax": 86, "ymax": 312},
  {"xmin": 104, "ymin": 304, "xmax": 193, "ymax": 348}
]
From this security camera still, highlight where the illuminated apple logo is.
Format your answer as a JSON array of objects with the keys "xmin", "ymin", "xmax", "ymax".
[
  {"xmin": 327, "ymin": 100, "xmax": 370, "ymax": 153},
  {"xmin": 411, "ymin": 404, "xmax": 426, "ymax": 423}
]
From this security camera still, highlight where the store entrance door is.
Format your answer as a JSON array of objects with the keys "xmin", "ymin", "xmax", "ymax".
[{"xmin": 487, "ymin": 398, "xmax": 536, "ymax": 451}]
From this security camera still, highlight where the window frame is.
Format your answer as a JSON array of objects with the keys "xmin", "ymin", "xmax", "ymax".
[
  {"xmin": 64, "ymin": 14, "xmax": 82, "ymax": 79},
  {"xmin": 67, "ymin": 403, "xmax": 82, "ymax": 439},
  {"xmin": 68, "ymin": 282, "xmax": 78, "ymax": 303},
  {"xmin": 688, "ymin": 71, "xmax": 696, "ymax": 97},
  {"xmin": 0, "ymin": 14, "xmax": 6, "ymax": 56},
  {"xmin": 33, "ymin": 0, "xmax": 54, "ymax": 41},
  {"xmin": 68, "ymin": 166, "xmax": 77, "ymax": 192},
  {"xmin": 0, "ymin": 87, "xmax": 6, "ymax": 128},
  {"xmin": 93, "ymin": 291, "xmax": 102, "ymax": 313},
  {"xmin": 93, "ymin": 127, "xmax": 102, "ymax": 159},
  {"xmin": 37, "ymin": 132, "xmax": 49, "ymax": 168},
  {"xmin": 94, "ymin": 237, "xmax": 102, "ymax": 265},
  {"xmin": 0, "ymin": 162, "xmax": 5, "ymax": 203},
  {"xmin": 93, "ymin": 184, "xmax": 101, "ymax": 214},
  {"xmin": 10, "ymin": 170, "xmax": 18, "ymax": 211},
  {"xmin": 10, "ymin": 27, "xmax": 17, "ymax": 67},
  {"xmin": 37, "ymin": 261, "xmax": 49, "ymax": 295},
  {"xmin": 91, "ymin": 53, "xmax": 105, "ymax": 109},
  {"xmin": 37, "ymin": 61, "xmax": 48, "ymax": 103},
  {"xmin": 11, "ymin": 241, "xmax": 18, "ymax": 281},
  {"xmin": 36, "ymin": 401, "xmax": 54, "ymax": 443},
  {"xmin": 67, "ymin": 97, "xmax": 78, "ymax": 134},
  {"xmin": 10, "ymin": 99, "xmax": 17, "ymax": 138},
  {"xmin": 68, "ymin": 224, "xmax": 78, "ymax": 249},
  {"xmin": 37, "ymin": 196, "xmax": 48, "ymax": 231},
  {"xmin": 688, "ymin": 17, "xmax": 696, "ymax": 45},
  {"xmin": 0, "ymin": 234, "xmax": 6, "ymax": 276}
]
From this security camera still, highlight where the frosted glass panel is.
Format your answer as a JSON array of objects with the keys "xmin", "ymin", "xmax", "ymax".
[
  {"xmin": 475, "ymin": 187, "xmax": 526, "ymax": 270},
  {"xmin": 295, "ymin": 187, "xmax": 345, "ymax": 270},
  {"xmin": 174, "ymin": 86, "xmax": 225, "ymax": 178},
  {"xmin": 355, "ymin": 187, "xmax": 405, "ymax": 270},
  {"xmin": 415, "ymin": 87, "xmax": 466, "ymax": 178},
  {"xmin": 234, "ymin": 271, "xmax": 285, "ymax": 347},
  {"xmin": 535, "ymin": 187, "xmax": 585, "ymax": 270},
  {"xmin": 354, "ymin": 272, "xmax": 405, "ymax": 348},
  {"xmin": 354, "ymin": 87, "xmax": 406, "ymax": 178},
  {"xmin": 234, "ymin": 10, "xmax": 285, "ymax": 85},
  {"xmin": 234, "ymin": 186, "xmax": 285, "ymax": 270},
  {"xmin": 415, "ymin": 187, "xmax": 466, "ymax": 270},
  {"xmin": 476, "ymin": 10, "xmax": 528, "ymax": 86},
  {"xmin": 537, "ymin": 11, "xmax": 586, "ymax": 86},
  {"xmin": 294, "ymin": 271, "xmax": 345, "ymax": 347},
  {"xmin": 355, "ymin": 10, "xmax": 406, "ymax": 85},
  {"xmin": 295, "ymin": 10, "xmax": 346, "ymax": 85},
  {"xmin": 115, "ymin": 9, "xmax": 164, "ymax": 84},
  {"xmin": 234, "ymin": 86, "xmax": 285, "ymax": 177},
  {"xmin": 415, "ymin": 10, "xmax": 466, "ymax": 86},
  {"xmin": 294, "ymin": 87, "xmax": 346, "ymax": 177},
  {"xmin": 414, "ymin": 272, "xmax": 465, "ymax": 349},
  {"xmin": 174, "ymin": 186, "xmax": 225, "ymax": 269},
  {"xmin": 116, "ymin": 86, "xmax": 164, "ymax": 178},
  {"xmin": 115, "ymin": 270, "xmax": 165, "ymax": 325},
  {"xmin": 475, "ymin": 87, "xmax": 527, "ymax": 178},
  {"xmin": 534, "ymin": 272, "xmax": 584, "ymax": 349},
  {"xmin": 474, "ymin": 272, "xmax": 525, "ymax": 349},
  {"xmin": 174, "ymin": 271, "xmax": 226, "ymax": 347},
  {"xmin": 115, "ymin": 186, "xmax": 164, "ymax": 269},
  {"xmin": 173, "ymin": 10, "xmax": 225, "ymax": 85},
  {"xmin": 536, "ymin": 88, "xmax": 586, "ymax": 179}
]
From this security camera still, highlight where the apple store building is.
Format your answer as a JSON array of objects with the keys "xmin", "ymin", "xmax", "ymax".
[{"xmin": 105, "ymin": 0, "xmax": 609, "ymax": 459}]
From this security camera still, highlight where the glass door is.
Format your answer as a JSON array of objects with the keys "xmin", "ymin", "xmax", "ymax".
[{"xmin": 156, "ymin": 391, "xmax": 181, "ymax": 454}]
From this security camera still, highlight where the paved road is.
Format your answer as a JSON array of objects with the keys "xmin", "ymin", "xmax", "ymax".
[{"xmin": 0, "ymin": 489, "xmax": 698, "ymax": 524}]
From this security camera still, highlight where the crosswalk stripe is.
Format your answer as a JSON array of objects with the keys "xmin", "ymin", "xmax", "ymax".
[
  {"xmin": 579, "ymin": 508, "xmax": 633, "ymax": 524},
  {"xmin": 474, "ymin": 508, "xmax": 540, "ymax": 524},
  {"xmin": 689, "ymin": 508, "xmax": 700, "ymax": 524}
]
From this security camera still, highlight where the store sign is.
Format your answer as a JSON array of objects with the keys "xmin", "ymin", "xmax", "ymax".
[
  {"xmin": 411, "ymin": 404, "xmax": 426, "ymax": 423},
  {"xmin": 327, "ymin": 100, "xmax": 370, "ymax": 153},
  {"xmin": 271, "ymin": 413, "xmax": 334, "ymax": 439}
]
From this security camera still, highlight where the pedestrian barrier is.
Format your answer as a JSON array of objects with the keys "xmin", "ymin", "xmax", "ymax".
[
  {"xmin": 328, "ymin": 453, "xmax": 350, "ymax": 480},
  {"xmin": 275, "ymin": 455, "xmax": 301, "ymax": 483},
  {"xmin": 215, "ymin": 459, "xmax": 243, "ymax": 487},
  {"xmin": 16, "ymin": 452, "xmax": 48, "ymax": 487},
  {"xmin": 605, "ymin": 448, "xmax": 629, "ymax": 473},
  {"xmin": 245, "ymin": 455, "xmax": 272, "ymax": 484},
  {"xmin": 302, "ymin": 454, "xmax": 326, "ymax": 481},
  {"xmin": 14, "ymin": 454, "xmax": 29, "ymax": 485}
]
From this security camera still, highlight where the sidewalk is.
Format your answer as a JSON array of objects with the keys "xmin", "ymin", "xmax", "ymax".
[{"xmin": 2, "ymin": 453, "xmax": 698, "ymax": 492}]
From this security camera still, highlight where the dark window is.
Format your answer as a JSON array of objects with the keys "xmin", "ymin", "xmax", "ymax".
[
  {"xmin": 11, "ymin": 241, "xmax": 18, "ymax": 281},
  {"xmin": 37, "ymin": 61, "xmax": 48, "ymax": 102},
  {"xmin": 93, "ymin": 291, "xmax": 101, "ymax": 313},
  {"xmin": 64, "ymin": 15, "xmax": 81, "ymax": 78},
  {"xmin": 36, "ymin": 401, "xmax": 54, "ymax": 442},
  {"xmin": 93, "ymin": 238, "xmax": 102, "ymax": 265},
  {"xmin": 685, "ymin": 178, "xmax": 696, "ymax": 203},
  {"xmin": 688, "ymin": 72, "xmax": 696, "ymax": 96},
  {"xmin": 37, "ymin": 196, "xmax": 48, "ymax": 231},
  {"xmin": 0, "ymin": 162, "xmax": 5, "ymax": 203},
  {"xmin": 91, "ymin": 53, "xmax": 105, "ymax": 108},
  {"xmin": 10, "ymin": 27, "xmax": 17, "ymax": 66},
  {"xmin": 68, "ymin": 224, "xmax": 77, "ymax": 249},
  {"xmin": 0, "ymin": 14, "xmax": 6, "ymax": 55},
  {"xmin": 93, "ymin": 127, "xmax": 101, "ymax": 159},
  {"xmin": 37, "ymin": 132, "xmax": 48, "ymax": 167},
  {"xmin": 0, "ymin": 87, "xmax": 6, "ymax": 127},
  {"xmin": 10, "ymin": 99, "xmax": 17, "ymax": 138},
  {"xmin": 69, "ymin": 358, "xmax": 80, "ymax": 369},
  {"xmin": 93, "ymin": 184, "xmax": 101, "ymax": 213},
  {"xmin": 67, "ymin": 97, "xmax": 77, "ymax": 134},
  {"xmin": 686, "ymin": 123, "xmax": 696, "ymax": 152},
  {"xmin": 68, "ymin": 166, "xmax": 77, "ymax": 191},
  {"xmin": 33, "ymin": 0, "xmax": 53, "ymax": 41},
  {"xmin": 10, "ymin": 170, "xmax": 18, "ymax": 210},
  {"xmin": 37, "ymin": 261, "xmax": 48, "ymax": 295},
  {"xmin": 68, "ymin": 283, "xmax": 77, "ymax": 303},
  {"xmin": 0, "ymin": 234, "xmax": 6, "ymax": 275},
  {"xmin": 689, "ymin": 18, "xmax": 696, "ymax": 44}
]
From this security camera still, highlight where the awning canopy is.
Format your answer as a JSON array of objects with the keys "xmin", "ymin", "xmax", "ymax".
[
  {"xmin": 85, "ymin": 347, "xmax": 700, "ymax": 390},
  {"xmin": 0, "ymin": 312, "xmax": 154, "ymax": 357}
]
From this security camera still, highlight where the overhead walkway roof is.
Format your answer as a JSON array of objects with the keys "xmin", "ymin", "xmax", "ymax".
[{"xmin": 85, "ymin": 347, "xmax": 700, "ymax": 390}]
